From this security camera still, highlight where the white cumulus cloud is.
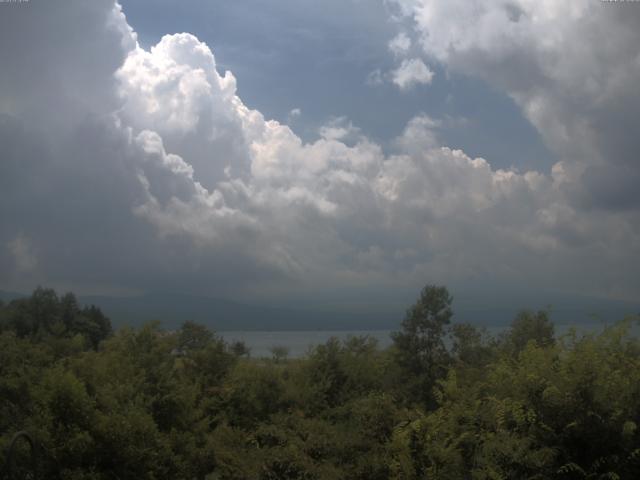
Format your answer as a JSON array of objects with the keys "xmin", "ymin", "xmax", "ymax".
[
  {"xmin": 390, "ymin": 58, "xmax": 434, "ymax": 90},
  {"xmin": 389, "ymin": 0, "xmax": 640, "ymax": 209},
  {"xmin": 388, "ymin": 32, "xmax": 412, "ymax": 56}
]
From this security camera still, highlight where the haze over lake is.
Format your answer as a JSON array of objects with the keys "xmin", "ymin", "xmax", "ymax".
[{"xmin": 220, "ymin": 321, "xmax": 632, "ymax": 358}]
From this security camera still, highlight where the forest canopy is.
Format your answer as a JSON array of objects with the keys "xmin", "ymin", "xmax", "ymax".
[{"xmin": 1, "ymin": 286, "xmax": 639, "ymax": 479}]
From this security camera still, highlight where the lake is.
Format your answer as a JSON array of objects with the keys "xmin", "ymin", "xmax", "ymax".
[
  {"xmin": 220, "ymin": 322, "xmax": 618, "ymax": 358},
  {"xmin": 219, "ymin": 330, "xmax": 394, "ymax": 358}
]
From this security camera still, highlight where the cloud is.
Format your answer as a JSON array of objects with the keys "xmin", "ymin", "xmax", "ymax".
[
  {"xmin": 384, "ymin": 0, "xmax": 640, "ymax": 298},
  {"xmin": 7, "ymin": 234, "xmax": 38, "ymax": 273},
  {"xmin": 366, "ymin": 68, "xmax": 385, "ymax": 86},
  {"xmin": 390, "ymin": 58, "xmax": 434, "ymax": 90},
  {"xmin": 367, "ymin": 57, "xmax": 434, "ymax": 91},
  {"xmin": 0, "ymin": 0, "xmax": 638, "ymax": 306},
  {"xmin": 393, "ymin": 114, "xmax": 441, "ymax": 153},
  {"xmin": 317, "ymin": 117, "xmax": 362, "ymax": 142},
  {"xmin": 288, "ymin": 108, "xmax": 302, "ymax": 118},
  {"xmin": 0, "ymin": 0, "xmax": 134, "ymax": 133},
  {"xmin": 389, "ymin": 0, "xmax": 640, "ymax": 209},
  {"xmin": 388, "ymin": 32, "xmax": 411, "ymax": 56},
  {"xmin": 116, "ymin": 32, "xmax": 250, "ymax": 189}
]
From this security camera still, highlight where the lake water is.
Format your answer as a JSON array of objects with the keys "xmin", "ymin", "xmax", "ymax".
[
  {"xmin": 219, "ymin": 330, "xmax": 394, "ymax": 358},
  {"xmin": 220, "ymin": 322, "xmax": 618, "ymax": 358}
]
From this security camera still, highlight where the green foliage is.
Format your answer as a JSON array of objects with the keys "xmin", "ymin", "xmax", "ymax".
[
  {"xmin": 502, "ymin": 309, "xmax": 555, "ymax": 355},
  {"xmin": 391, "ymin": 285, "xmax": 453, "ymax": 407},
  {"xmin": 221, "ymin": 361, "xmax": 288, "ymax": 429},
  {"xmin": 229, "ymin": 340, "xmax": 251, "ymax": 357},
  {"xmin": 451, "ymin": 323, "xmax": 494, "ymax": 366},
  {"xmin": 298, "ymin": 335, "xmax": 387, "ymax": 412},
  {"xmin": 387, "ymin": 316, "xmax": 640, "ymax": 480},
  {"xmin": 1, "ymin": 286, "xmax": 639, "ymax": 479},
  {"xmin": 0, "ymin": 287, "xmax": 112, "ymax": 349},
  {"xmin": 270, "ymin": 345, "xmax": 291, "ymax": 363}
]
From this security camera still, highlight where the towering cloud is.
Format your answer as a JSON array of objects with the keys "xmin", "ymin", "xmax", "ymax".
[{"xmin": 0, "ymin": 0, "xmax": 638, "ymax": 305}]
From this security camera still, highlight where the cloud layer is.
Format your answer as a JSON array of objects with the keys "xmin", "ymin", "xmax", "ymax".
[{"xmin": 1, "ymin": 0, "xmax": 638, "ymax": 307}]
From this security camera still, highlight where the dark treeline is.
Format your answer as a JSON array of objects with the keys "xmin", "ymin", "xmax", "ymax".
[{"xmin": 1, "ymin": 286, "xmax": 639, "ymax": 479}]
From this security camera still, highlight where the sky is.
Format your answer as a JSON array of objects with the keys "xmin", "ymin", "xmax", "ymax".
[{"xmin": 1, "ymin": 0, "xmax": 639, "ymax": 317}]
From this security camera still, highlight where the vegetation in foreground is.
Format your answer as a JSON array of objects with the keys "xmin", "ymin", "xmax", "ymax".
[{"xmin": 1, "ymin": 286, "xmax": 639, "ymax": 479}]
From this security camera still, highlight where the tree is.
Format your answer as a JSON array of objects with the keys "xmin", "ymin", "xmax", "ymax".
[
  {"xmin": 392, "ymin": 285, "xmax": 453, "ymax": 407},
  {"xmin": 450, "ymin": 322, "xmax": 494, "ymax": 367},
  {"xmin": 78, "ymin": 304, "xmax": 112, "ymax": 348},
  {"xmin": 391, "ymin": 318, "xmax": 640, "ymax": 480},
  {"xmin": 178, "ymin": 320, "xmax": 214, "ymax": 352},
  {"xmin": 59, "ymin": 292, "xmax": 79, "ymax": 334},
  {"xmin": 504, "ymin": 309, "xmax": 555, "ymax": 355},
  {"xmin": 270, "ymin": 345, "xmax": 290, "ymax": 363},
  {"xmin": 0, "ymin": 288, "xmax": 111, "ymax": 348},
  {"xmin": 230, "ymin": 340, "xmax": 251, "ymax": 357}
]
